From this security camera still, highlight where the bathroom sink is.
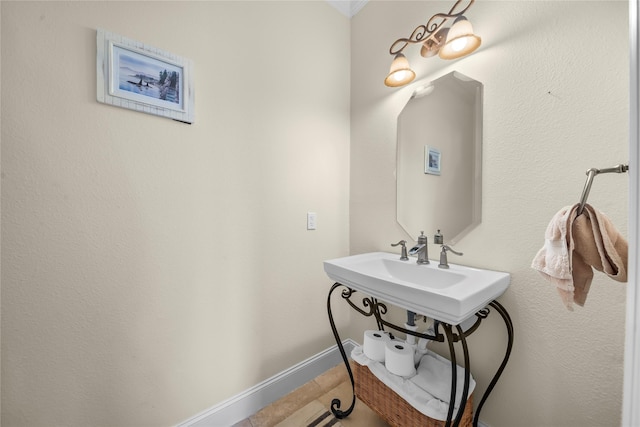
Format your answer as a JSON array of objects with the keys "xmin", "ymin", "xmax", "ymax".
[{"xmin": 323, "ymin": 252, "xmax": 510, "ymax": 325}]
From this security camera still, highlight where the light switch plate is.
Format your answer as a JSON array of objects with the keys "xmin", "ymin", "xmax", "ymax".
[{"xmin": 307, "ymin": 212, "xmax": 317, "ymax": 230}]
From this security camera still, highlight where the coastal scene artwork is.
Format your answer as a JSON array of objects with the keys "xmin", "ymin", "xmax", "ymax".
[
  {"xmin": 97, "ymin": 29, "xmax": 194, "ymax": 123},
  {"xmin": 115, "ymin": 45, "xmax": 182, "ymax": 106}
]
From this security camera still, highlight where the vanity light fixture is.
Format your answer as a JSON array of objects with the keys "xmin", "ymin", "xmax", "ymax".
[{"xmin": 384, "ymin": 0, "xmax": 481, "ymax": 87}]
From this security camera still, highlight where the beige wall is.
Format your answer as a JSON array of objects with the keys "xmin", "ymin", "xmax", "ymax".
[
  {"xmin": 350, "ymin": 1, "xmax": 629, "ymax": 426},
  {"xmin": 1, "ymin": 1, "xmax": 632, "ymax": 426},
  {"xmin": 0, "ymin": 1, "xmax": 350, "ymax": 425}
]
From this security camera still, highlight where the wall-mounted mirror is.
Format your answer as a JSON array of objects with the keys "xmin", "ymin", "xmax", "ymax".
[{"xmin": 397, "ymin": 71, "xmax": 483, "ymax": 244}]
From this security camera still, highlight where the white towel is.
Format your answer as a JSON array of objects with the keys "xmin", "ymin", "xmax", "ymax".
[{"xmin": 411, "ymin": 352, "xmax": 475, "ymax": 408}]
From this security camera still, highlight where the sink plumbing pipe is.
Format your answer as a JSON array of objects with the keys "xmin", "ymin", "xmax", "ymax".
[
  {"xmin": 405, "ymin": 311, "xmax": 418, "ymax": 345},
  {"xmin": 414, "ymin": 325, "xmax": 435, "ymax": 364},
  {"xmin": 405, "ymin": 311, "xmax": 436, "ymax": 365},
  {"xmin": 417, "ymin": 326, "xmax": 435, "ymax": 351},
  {"xmin": 405, "ymin": 311, "xmax": 435, "ymax": 348},
  {"xmin": 404, "ymin": 311, "xmax": 420, "ymax": 365}
]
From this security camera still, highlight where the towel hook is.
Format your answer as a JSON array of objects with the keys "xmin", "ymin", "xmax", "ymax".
[{"xmin": 577, "ymin": 164, "xmax": 629, "ymax": 215}]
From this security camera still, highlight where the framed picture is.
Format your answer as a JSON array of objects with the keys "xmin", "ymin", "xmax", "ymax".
[
  {"xmin": 425, "ymin": 146, "xmax": 441, "ymax": 175},
  {"xmin": 97, "ymin": 29, "xmax": 194, "ymax": 123}
]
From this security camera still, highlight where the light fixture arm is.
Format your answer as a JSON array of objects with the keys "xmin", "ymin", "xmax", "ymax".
[{"xmin": 389, "ymin": 0, "xmax": 476, "ymax": 55}]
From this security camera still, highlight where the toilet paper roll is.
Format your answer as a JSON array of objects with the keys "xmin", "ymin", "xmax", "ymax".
[
  {"xmin": 363, "ymin": 330, "xmax": 391, "ymax": 362},
  {"xmin": 385, "ymin": 339, "xmax": 417, "ymax": 377}
]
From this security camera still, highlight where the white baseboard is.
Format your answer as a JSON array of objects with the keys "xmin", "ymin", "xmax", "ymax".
[{"xmin": 177, "ymin": 339, "xmax": 358, "ymax": 427}]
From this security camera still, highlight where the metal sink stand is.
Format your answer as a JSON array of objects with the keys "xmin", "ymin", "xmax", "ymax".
[{"xmin": 326, "ymin": 282, "xmax": 513, "ymax": 427}]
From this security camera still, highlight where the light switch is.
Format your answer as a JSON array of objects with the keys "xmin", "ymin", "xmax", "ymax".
[{"xmin": 307, "ymin": 212, "xmax": 317, "ymax": 230}]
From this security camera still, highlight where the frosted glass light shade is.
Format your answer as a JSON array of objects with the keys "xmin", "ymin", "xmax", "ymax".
[
  {"xmin": 439, "ymin": 17, "xmax": 481, "ymax": 60},
  {"xmin": 384, "ymin": 53, "xmax": 416, "ymax": 87}
]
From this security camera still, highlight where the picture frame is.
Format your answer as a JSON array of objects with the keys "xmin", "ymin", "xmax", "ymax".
[
  {"xmin": 425, "ymin": 146, "xmax": 441, "ymax": 175},
  {"xmin": 97, "ymin": 29, "xmax": 194, "ymax": 124}
]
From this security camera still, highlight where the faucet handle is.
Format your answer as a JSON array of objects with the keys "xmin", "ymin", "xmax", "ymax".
[
  {"xmin": 391, "ymin": 240, "xmax": 409, "ymax": 261},
  {"xmin": 438, "ymin": 245, "xmax": 463, "ymax": 269},
  {"xmin": 442, "ymin": 244, "xmax": 463, "ymax": 256}
]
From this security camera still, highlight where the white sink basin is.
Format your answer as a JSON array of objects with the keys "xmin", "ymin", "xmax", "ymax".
[{"xmin": 323, "ymin": 252, "xmax": 510, "ymax": 325}]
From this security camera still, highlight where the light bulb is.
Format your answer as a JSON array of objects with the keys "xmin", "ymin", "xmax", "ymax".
[
  {"xmin": 394, "ymin": 70, "xmax": 408, "ymax": 82},
  {"xmin": 451, "ymin": 37, "xmax": 468, "ymax": 52}
]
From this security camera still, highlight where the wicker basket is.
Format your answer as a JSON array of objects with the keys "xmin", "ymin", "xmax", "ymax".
[{"xmin": 353, "ymin": 361, "xmax": 473, "ymax": 427}]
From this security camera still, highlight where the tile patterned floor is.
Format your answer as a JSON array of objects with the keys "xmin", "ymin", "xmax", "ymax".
[{"xmin": 234, "ymin": 363, "xmax": 390, "ymax": 427}]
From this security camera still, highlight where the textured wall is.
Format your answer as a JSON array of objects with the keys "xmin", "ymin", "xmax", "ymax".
[
  {"xmin": 1, "ymin": 2, "xmax": 350, "ymax": 425},
  {"xmin": 350, "ymin": 1, "xmax": 628, "ymax": 426}
]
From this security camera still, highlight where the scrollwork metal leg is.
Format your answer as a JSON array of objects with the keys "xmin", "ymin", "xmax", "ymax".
[
  {"xmin": 455, "ymin": 323, "xmax": 471, "ymax": 427},
  {"xmin": 473, "ymin": 300, "xmax": 514, "ymax": 427},
  {"xmin": 442, "ymin": 324, "xmax": 458, "ymax": 427},
  {"xmin": 372, "ymin": 298, "xmax": 386, "ymax": 332},
  {"xmin": 439, "ymin": 322, "xmax": 472, "ymax": 427},
  {"xmin": 326, "ymin": 283, "xmax": 356, "ymax": 419}
]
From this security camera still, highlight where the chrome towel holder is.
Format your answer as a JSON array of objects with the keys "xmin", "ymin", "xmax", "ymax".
[{"xmin": 577, "ymin": 164, "xmax": 629, "ymax": 215}]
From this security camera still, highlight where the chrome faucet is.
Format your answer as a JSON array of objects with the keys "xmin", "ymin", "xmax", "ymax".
[
  {"xmin": 409, "ymin": 231, "xmax": 429, "ymax": 264},
  {"xmin": 438, "ymin": 245, "xmax": 463, "ymax": 269}
]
